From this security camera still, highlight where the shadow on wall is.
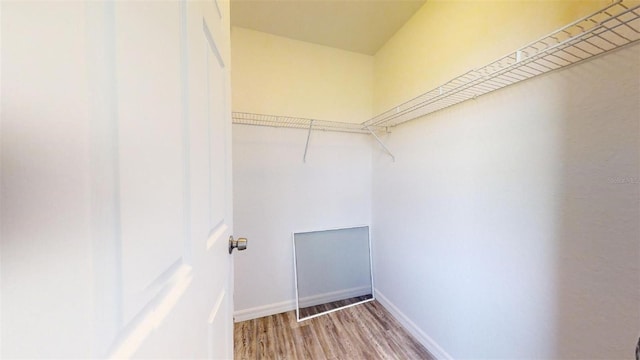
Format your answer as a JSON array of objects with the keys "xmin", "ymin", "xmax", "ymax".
[
  {"xmin": 370, "ymin": 44, "xmax": 640, "ymax": 359},
  {"xmin": 554, "ymin": 45, "xmax": 640, "ymax": 358}
]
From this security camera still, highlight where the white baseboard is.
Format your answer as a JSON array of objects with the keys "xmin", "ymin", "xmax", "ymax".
[
  {"xmin": 233, "ymin": 299, "xmax": 295, "ymax": 322},
  {"xmin": 375, "ymin": 289, "xmax": 454, "ymax": 360},
  {"xmin": 233, "ymin": 285, "xmax": 371, "ymax": 322}
]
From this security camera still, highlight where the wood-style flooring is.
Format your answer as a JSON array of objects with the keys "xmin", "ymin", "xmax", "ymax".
[{"xmin": 234, "ymin": 300, "xmax": 435, "ymax": 359}]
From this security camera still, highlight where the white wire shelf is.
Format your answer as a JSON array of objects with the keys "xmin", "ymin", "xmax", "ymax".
[
  {"xmin": 232, "ymin": 1, "xmax": 640, "ymax": 133},
  {"xmin": 363, "ymin": 0, "xmax": 640, "ymax": 128},
  {"xmin": 232, "ymin": 112, "xmax": 381, "ymax": 134}
]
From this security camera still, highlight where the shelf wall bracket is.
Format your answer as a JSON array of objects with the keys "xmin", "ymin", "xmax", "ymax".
[
  {"xmin": 367, "ymin": 126, "xmax": 395, "ymax": 162},
  {"xmin": 303, "ymin": 120, "xmax": 314, "ymax": 163}
]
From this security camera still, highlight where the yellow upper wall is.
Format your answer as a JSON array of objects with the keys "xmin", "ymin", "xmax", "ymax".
[
  {"xmin": 232, "ymin": 1, "xmax": 635, "ymax": 122},
  {"xmin": 231, "ymin": 27, "xmax": 374, "ymax": 123},
  {"xmin": 373, "ymin": 0, "xmax": 613, "ymax": 114}
]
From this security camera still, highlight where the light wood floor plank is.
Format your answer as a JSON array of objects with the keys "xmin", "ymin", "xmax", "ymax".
[
  {"xmin": 235, "ymin": 319, "xmax": 258, "ymax": 360},
  {"xmin": 234, "ymin": 300, "xmax": 435, "ymax": 359}
]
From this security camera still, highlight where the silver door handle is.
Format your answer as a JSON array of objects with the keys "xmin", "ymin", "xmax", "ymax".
[{"xmin": 229, "ymin": 236, "xmax": 247, "ymax": 254}]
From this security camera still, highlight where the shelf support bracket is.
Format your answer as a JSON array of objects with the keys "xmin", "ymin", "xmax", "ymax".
[
  {"xmin": 303, "ymin": 120, "xmax": 313, "ymax": 163},
  {"xmin": 367, "ymin": 126, "xmax": 395, "ymax": 162}
]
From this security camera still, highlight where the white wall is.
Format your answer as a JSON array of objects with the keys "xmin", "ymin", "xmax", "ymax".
[
  {"xmin": 230, "ymin": 22, "xmax": 375, "ymax": 322},
  {"xmin": 371, "ymin": 44, "xmax": 640, "ymax": 359},
  {"xmin": 232, "ymin": 125, "xmax": 372, "ymax": 320}
]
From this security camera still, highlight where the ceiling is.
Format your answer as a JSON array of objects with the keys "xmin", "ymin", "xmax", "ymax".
[{"xmin": 230, "ymin": 0, "xmax": 426, "ymax": 55}]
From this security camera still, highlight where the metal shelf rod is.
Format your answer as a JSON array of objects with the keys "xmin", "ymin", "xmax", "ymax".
[{"xmin": 303, "ymin": 120, "xmax": 313, "ymax": 163}]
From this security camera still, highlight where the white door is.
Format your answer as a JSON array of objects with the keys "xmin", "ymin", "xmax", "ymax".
[{"xmin": 1, "ymin": 1, "xmax": 234, "ymax": 358}]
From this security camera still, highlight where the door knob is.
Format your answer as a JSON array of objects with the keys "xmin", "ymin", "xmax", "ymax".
[{"xmin": 229, "ymin": 236, "xmax": 247, "ymax": 254}]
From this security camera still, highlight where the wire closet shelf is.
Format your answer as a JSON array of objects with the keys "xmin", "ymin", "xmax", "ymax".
[
  {"xmin": 231, "ymin": 112, "xmax": 379, "ymax": 134},
  {"xmin": 233, "ymin": 0, "xmax": 640, "ymax": 133}
]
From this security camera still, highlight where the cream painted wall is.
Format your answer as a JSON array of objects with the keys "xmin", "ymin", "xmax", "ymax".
[
  {"xmin": 373, "ymin": 0, "xmax": 613, "ymax": 114},
  {"xmin": 231, "ymin": 27, "xmax": 373, "ymax": 123}
]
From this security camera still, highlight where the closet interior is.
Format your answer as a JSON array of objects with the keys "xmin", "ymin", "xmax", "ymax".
[{"xmin": 232, "ymin": 0, "xmax": 640, "ymax": 359}]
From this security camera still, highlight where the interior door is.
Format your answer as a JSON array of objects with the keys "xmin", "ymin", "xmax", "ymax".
[{"xmin": 1, "ymin": 1, "xmax": 234, "ymax": 358}]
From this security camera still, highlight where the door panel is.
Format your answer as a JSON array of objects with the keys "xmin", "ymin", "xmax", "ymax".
[
  {"xmin": 205, "ymin": 20, "xmax": 229, "ymax": 233},
  {"xmin": 1, "ymin": 2, "xmax": 94, "ymax": 357},
  {"xmin": 201, "ymin": 10, "xmax": 233, "ymax": 359},
  {"xmin": 1, "ymin": 1, "xmax": 233, "ymax": 358},
  {"xmin": 111, "ymin": 1, "xmax": 234, "ymax": 358},
  {"xmin": 115, "ymin": 1, "xmax": 187, "ymax": 325}
]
